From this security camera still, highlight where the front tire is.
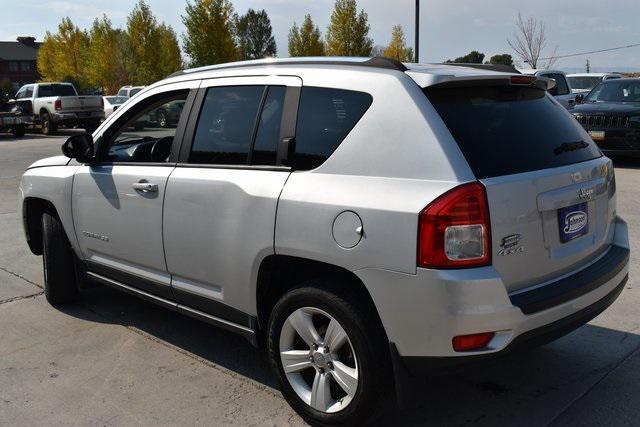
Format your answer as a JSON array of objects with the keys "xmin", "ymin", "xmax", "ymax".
[
  {"xmin": 267, "ymin": 280, "xmax": 392, "ymax": 426},
  {"xmin": 42, "ymin": 212, "xmax": 78, "ymax": 304}
]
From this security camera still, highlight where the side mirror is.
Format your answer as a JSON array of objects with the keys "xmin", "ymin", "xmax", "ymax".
[
  {"xmin": 62, "ymin": 133, "xmax": 94, "ymax": 163},
  {"xmin": 575, "ymin": 94, "xmax": 585, "ymax": 104}
]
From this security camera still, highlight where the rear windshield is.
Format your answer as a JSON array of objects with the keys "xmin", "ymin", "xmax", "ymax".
[
  {"xmin": 425, "ymin": 85, "xmax": 601, "ymax": 179},
  {"xmin": 37, "ymin": 84, "xmax": 76, "ymax": 97}
]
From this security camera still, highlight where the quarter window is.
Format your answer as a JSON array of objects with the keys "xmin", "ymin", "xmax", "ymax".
[
  {"xmin": 190, "ymin": 86, "xmax": 265, "ymax": 165},
  {"xmin": 294, "ymin": 87, "xmax": 372, "ymax": 170}
]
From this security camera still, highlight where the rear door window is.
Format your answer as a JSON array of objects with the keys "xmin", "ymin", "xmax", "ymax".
[
  {"xmin": 251, "ymin": 86, "xmax": 286, "ymax": 166},
  {"xmin": 294, "ymin": 87, "xmax": 372, "ymax": 170},
  {"xmin": 190, "ymin": 86, "xmax": 265, "ymax": 165},
  {"xmin": 425, "ymin": 85, "xmax": 601, "ymax": 179}
]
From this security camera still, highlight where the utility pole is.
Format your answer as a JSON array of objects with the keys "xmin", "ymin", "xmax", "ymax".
[
  {"xmin": 586, "ymin": 59, "xmax": 591, "ymax": 73},
  {"xmin": 415, "ymin": 0, "xmax": 420, "ymax": 63}
]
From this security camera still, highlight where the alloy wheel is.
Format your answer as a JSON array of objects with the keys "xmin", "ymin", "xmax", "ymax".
[{"xmin": 279, "ymin": 307, "xmax": 359, "ymax": 413}]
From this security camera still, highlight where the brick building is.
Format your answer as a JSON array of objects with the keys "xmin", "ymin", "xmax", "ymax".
[{"xmin": 0, "ymin": 37, "xmax": 40, "ymax": 91}]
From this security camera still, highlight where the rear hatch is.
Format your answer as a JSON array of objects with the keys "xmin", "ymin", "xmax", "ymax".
[{"xmin": 425, "ymin": 82, "xmax": 617, "ymax": 293}]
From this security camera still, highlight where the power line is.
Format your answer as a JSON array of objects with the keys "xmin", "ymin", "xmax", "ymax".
[{"xmin": 539, "ymin": 42, "xmax": 640, "ymax": 60}]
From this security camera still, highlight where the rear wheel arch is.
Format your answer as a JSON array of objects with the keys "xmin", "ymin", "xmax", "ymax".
[
  {"xmin": 255, "ymin": 255, "xmax": 389, "ymax": 346},
  {"xmin": 23, "ymin": 197, "xmax": 57, "ymax": 255}
]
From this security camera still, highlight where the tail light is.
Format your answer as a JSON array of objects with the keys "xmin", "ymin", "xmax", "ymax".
[
  {"xmin": 418, "ymin": 182, "xmax": 491, "ymax": 268},
  {"xmin": 510, "ymin": 75, "xmax": 536, "ymax": 85},
  {"xmin": 54, "ymin": 99, "xmax": 62, "ymax": 110}
]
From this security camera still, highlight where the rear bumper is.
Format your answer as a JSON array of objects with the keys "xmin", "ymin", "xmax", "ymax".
[
  {"xmin": 396, "ymin": 271, "xmax": 628, "ymax": 376},
  {"xmin": 0, "ymin": 115, "xmax": 31, "ymax": 127},
  {"xmin": 356, "ymin": 216, "xmax": 629, "ymax": 363}
]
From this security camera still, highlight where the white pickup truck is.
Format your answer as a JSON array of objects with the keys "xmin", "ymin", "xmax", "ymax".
[{"xmin": 14, "ymin": 83, "xmax": 104, "ymax": 135}]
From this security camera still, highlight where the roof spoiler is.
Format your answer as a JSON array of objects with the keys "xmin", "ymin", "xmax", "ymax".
[
  {"xmin": 426, "ymin": 74, "xmax": 555, "ymax": 91},
  {"xmin": 439, "ymin": 63, "xmax": 521, "ymax": 74}
]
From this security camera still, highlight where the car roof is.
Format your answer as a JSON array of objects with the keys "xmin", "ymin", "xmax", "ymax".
[{"xmin": 158, "ymin": 56, "xmax": 520, "ymax": 91}]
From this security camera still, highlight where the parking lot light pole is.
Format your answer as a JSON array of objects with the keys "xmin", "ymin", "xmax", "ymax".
[{"xmin": 415, "ymin": 0, "xmax": 420, "ymax": 63}]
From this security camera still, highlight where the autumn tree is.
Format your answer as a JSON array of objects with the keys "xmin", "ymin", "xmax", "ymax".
[
  {"xmin": 288, "ymin": 14, "xmax": 325, "ymax": 57},
  {"xmin": 182, "ymin": 0, "xmax": 237, "ymax": 67},
  {"xmin": 236, "ymin": 9, "xmax": 276, "ymax": 60},
  {"xmin": 383, "ymin": 25, "xmax": 413, "ymax": 62},
  {"xmin": 125, "ymin": 1, "xmax": 180, "ymax": 84},
  {"xmin": 156, "ymin": 23, "xmax": 183, "ymax": 76},
  {"xmin": 325, "ymin": 0, "xmax": 373, "ymax": 56},
  {"xmin": 86, "ymin": 16, "xmax": 129, "ymax": 94},
  {"xmin": 37, "ymin": 18, "xmax": 90, "ymax": 90}
]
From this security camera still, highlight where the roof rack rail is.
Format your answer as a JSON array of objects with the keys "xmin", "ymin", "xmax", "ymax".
[
  {"xmin": 167, "ymin": 56, "xmax": 408, "ymax": 79},
  {"xmin": 440, "ymin": 63, "xmax": 520, "ymax": 74}
]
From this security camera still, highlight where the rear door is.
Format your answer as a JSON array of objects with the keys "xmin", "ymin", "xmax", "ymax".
[
  {"xmin": 163, "ymin": 76, "xmax": 300, "ymax": 319},
  {"xmin": 425, "ymin": 83, "xmax": 616, "ymax": 293}
]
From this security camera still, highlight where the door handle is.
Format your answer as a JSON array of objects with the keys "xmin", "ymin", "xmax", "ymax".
[{"xmin": 132, "ymin": 180, "xmax": 158, "ymax": 192}]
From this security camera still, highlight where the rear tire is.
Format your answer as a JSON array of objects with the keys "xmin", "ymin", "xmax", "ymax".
[
  {"xmin": 267, "ymin": 279, "xmax": 392, "ymax": 426},
  {"xmin": 42, "ymin": 211, "xmax": 78, "ymax": 305},
  {"xmin": 41, "ymin": 112, "xmax": 56, "ymax": 135}
]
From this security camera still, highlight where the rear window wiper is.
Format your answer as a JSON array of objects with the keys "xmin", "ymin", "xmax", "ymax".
[{"xmin": 554, "ymin": 141, "xmax": 589, "ymax": 155}]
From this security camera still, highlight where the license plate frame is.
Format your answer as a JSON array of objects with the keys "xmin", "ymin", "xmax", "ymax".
[{"xmin": 558, "ymin": 202, "xmax": 589, "ymax": 243}]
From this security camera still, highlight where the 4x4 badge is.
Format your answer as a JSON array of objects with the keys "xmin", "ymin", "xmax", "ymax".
[{"xmin": 499, "ymin": 234, "xmax": 524, "ymax": 256}]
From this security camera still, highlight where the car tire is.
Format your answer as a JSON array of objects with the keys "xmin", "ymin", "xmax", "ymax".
[
  {"xmin": 41, "ymin": 211, "xmax": 78, "ymax": 305},
  {"xmin": 41, "ymin": 112, "xmax": 56, "ymax": 135},
  {"xmin": 267, "ymin": 279, "xmax": 392, "ymax": 426},
  {"xmin": 11, "ymin": 125, "xmax": 25, "ymax": 137}
]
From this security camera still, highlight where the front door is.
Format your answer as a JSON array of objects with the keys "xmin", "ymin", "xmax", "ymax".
[
  {"xmin": 72, "ymin": 84, "xmax": 196, "ymax": 298},
  {"xmin": 162, "ymin": 76, "xmax": 301, "ymax": 323}
]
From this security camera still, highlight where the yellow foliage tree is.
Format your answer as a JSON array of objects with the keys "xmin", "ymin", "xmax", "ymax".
[{"xmin": 383, "ymin": 25, "xmax": 414, "ymax": 62}]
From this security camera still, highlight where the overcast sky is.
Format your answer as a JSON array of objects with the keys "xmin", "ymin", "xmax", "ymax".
[{"xmin": 3, "ymin": 0, "xmax": 640, "ymax": 71}]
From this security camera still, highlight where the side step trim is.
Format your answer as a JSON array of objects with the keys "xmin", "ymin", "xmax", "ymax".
[{"xmin": 87, "ymin": 271, "xmax": 256, "ymax": 341}]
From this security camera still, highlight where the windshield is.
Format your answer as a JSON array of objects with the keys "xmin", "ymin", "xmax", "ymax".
[
  {"xmin": 568, "ymin": 76, "xmax": 602, "ymax": 90},
  {"xmin": 129, "ymin": 88, "xmax": 143, "ymax": 97},
  {"xmin": 425, "ymin": 85, "xmax": 601, "ymax": 179},
  {"xmin": 585, "ymin": 80, "xmax": 640, "ymax": 103},
  {"xmin": 37, "ymin": 84, "xmax": 76, "ymax": 97},
  {"xmin": 105, "ymin": 96, "xmax": 127, "ymax": 104}
]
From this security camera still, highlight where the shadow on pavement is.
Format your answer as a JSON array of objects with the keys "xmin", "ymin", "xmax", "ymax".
[{"xmin": 55, "ymin": 284, "xmax": 640, "ymax": 426}]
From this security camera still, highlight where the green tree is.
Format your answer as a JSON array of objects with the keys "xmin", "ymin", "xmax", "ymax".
[
  {"xmin": 236, "ymin": 9, "xmax": 276, "ymax": 60},
  {"xmin": 37, "ymin": 18, "xmax": 90, "ymax": 90},
  {"xmin": 325, "ymin": 0, "xmax": 373, "ymax": 56},
  {"xmin": 87, "ymin": 16, "xmax": 130, "ymax": 94},
  {"xmin": 446, "ymin": 50, "xmax": 485, "ymax": 64},
  {"xmin": 383, "ymin": 25, "xmax": 413, "ymax": 62},
  {"xmin": 182, "ymin": 0, "xmax": 237, "ymax": 67},
  {"xmin": 488, "ymin": 53, "xmax": 514, "ymax": 66},
  {"xmin": 288, "ymin": 14, "xmax": 325, "ymax": 57}
]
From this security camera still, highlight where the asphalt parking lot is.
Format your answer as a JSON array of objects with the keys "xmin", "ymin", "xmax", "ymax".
[{"xmin": 1, "ymin": 132, "xmax": 639, "ymax": 426}]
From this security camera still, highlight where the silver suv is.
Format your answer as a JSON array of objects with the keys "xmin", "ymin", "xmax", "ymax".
[{"xmin": 20, "ymin": 57, "xmax": 630, "ymax": 425}]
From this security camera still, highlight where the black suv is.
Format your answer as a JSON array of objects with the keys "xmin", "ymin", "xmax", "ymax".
[{"xmin": 572, "ymin": 78, "xmax": 640, "ymax": 157}]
